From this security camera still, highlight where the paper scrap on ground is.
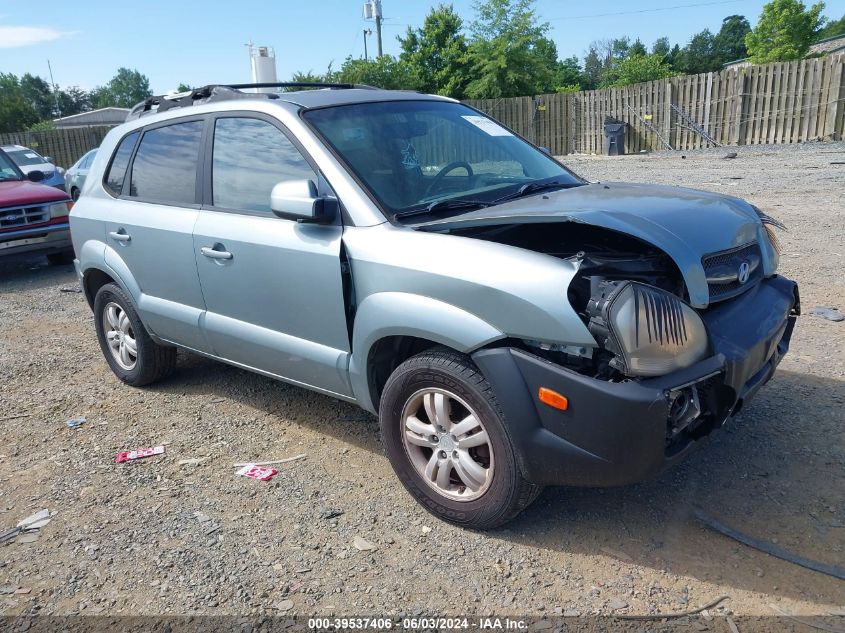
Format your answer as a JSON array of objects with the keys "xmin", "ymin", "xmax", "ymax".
[
  {"xmin": 115, "ymin": 446, "xmax": 166, "ymax": 463},
  {"xmin": 236, "ymin": 464, "xmax": 278, "ymax": 481},
  {"xmin": 17, "ymin": 509, "xmax": 50, "ymax": 530},
  {"xmin": 65, "ymin": 417, "xmax": 86, "ymax": 429}
]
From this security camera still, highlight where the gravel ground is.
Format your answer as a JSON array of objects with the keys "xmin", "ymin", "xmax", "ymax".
[{"xmin": 0, "ymin": 141, "xmax": 843, "ymax": 620}]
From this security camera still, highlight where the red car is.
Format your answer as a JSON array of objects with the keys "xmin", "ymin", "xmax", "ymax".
[{"xmin": 0, "ymin": 147, "xmax": 73, "ymax": 264}]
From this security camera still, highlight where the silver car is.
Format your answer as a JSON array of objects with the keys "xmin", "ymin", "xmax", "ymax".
[
  {"xmin": 65, "ymin": 149, "xmax": 97, "ymax": 202},
  {"xmin": 1, "ymin": 144, "xmax": 66, "ymax": 190},
  {"xmin": 69, "ymin": 84, "xmax": 799, "ymax": 528}
]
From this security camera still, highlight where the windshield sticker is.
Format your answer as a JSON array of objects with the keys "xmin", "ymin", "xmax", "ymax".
[
  {"xmin": 401, "ymin": 142, "xmax": 420, "ymax": 170},
  {"xmin": 25, "ymin": 153, "xmax": 39, "ymax": 159},
  {"xmin": 461, "ymin": 115, "xmax": 512, "ymax": 137}
]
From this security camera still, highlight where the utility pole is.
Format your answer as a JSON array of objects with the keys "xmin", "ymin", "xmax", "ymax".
[
  {"xmin": 47, "ymin": 59, "xmax": 62, "ymax": 118},
  {"xmin": 363, "ymin": 29, "xmax": 372, "ymax": 61},
  {"xmin": 363, "ymin": 0, "xmax": 383, "ymax": 58}
]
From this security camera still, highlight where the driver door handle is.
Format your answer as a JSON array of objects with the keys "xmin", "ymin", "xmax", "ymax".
[
  {"xmin": 201, "ymin": 246, "xmax": 233, "ymax": 260},
  {"xmin": 109, "ymin": 230, "xmax": 131, "ymax": 242}
]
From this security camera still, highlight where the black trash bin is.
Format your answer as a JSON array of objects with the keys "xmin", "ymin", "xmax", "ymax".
[{"xmin": 603, "ymin": 117, "xmax": 626, "ymax": 156}]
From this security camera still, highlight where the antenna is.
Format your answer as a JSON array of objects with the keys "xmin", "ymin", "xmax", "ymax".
[{"xmin": 47, "ymin": 59, "xmax": 62, "ymax": 118}]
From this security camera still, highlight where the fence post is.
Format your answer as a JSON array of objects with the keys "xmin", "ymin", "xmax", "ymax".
[
  {"xmin": 824, "ymin": 56, "xmax": 845, "ymax": 141},
  {"xmin": 732, "ymin": 70, "xmax": 748, "ymax": 145},
  {"xmin": 662, "ymin": 80, "xmax": 672, "ymax": 147}
]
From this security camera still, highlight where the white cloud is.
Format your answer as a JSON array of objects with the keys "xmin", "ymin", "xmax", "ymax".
[{"xmin": 0, "ymin": 25, "xmax": 67, "ymax": 48}]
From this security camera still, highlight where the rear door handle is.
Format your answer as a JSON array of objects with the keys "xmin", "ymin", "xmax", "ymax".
[
  {"xmin": 109, "ymin": 230, "xmax": 131, "ymax": 242},
  {"xmin": 201, "ymin": 246, "xmax": 233, "ymax": 260}
]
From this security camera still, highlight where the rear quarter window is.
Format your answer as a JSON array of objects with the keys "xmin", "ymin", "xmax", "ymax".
[{"xmin": 104, "ymin": 132, "xmax": 139, "ymax": 196}]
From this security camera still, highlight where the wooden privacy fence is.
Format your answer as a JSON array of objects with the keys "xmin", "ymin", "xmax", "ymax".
[
  {"xmin": 0, "ymin": 126, "xmax": 113, "ymax": 169},
  {"xmin": 465, "ymin": 55, "xmax": 845, "ymax": 155}
]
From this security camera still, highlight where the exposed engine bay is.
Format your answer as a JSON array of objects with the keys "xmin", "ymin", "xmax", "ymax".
[{"xmin": 449, "ymin": 222, "xmax": 693, "ymax": 377}]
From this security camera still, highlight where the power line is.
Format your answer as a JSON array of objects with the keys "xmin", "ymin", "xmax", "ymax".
[{"xmin": 548, "ymin": 0, "xmax": 746, "ymax": 21}]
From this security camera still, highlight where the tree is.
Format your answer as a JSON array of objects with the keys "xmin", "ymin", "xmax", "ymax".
[
  {"xmin": 464, "ymin": 0, "xmax": 556, "ymax": 98},
  {"xmin": 629, "ymin": 38, "xmax": 648, "ymax": 57},
  {"xmin": 745, "ymin": 0, "xmax": 826, "ymax": 63},
  {"xmin": 652, "ymin": 37, "xmax": 672, "ymax": 59},
  {"xmin": 19, "ymin": 74, "xmax": 54, "ymax": 120},
  {"xmin": 555, "ymin": 55, "xmax": 583, "ymax": 91},
  {"xmin": 713, "ymin": 15, "xmax": 752, "ymax": 64},
  {"xmin": 0, "ymin": 73, "xmax": 39, "ymax": 132},
  {"xmin": 677, "ymin": 29, "xmax": 717, "ymax": 73},
  {"xmin": 335, "ymin": 56, "xmax": 416, "ymax": 90},
  {"xmin": 398, "ymin": 4, "xmax": 470, "ymax": 98},
  {"xmin": 56, "ymin": 86, "xmax": 91, "ymax": 117},
  {"xmin": 582, "ymin": 47, "xmax": 603, "ymax": 89},
  {"xmin": 814, "ymin": 13, "xmax": 845, "ymax": 39},
  {"xmin": 93, "ymin": 68, "xmax": 152, "ymax": 108},
  {"xmin": 176, "ymin": 83, "xmax": 192, "ymax": 92},
  {"xmin": 604, "ymin": 54, "xmax": 674, "ymax": 87}
]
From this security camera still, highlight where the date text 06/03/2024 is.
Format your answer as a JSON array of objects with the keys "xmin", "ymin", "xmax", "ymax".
[{"xmin": 307, "ymin": 617, "xmax": 528, "ymax": 630}]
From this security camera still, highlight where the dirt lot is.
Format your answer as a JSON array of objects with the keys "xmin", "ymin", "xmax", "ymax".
[{"xmin": 1, "ymin": 142, "xmax": 843, "ymax": 620}]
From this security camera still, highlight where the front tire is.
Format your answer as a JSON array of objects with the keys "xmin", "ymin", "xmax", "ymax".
[
  {"xmin": 379, "ymin": 349, "xmax": 542, "ymax": 529},
  {"xmin": 93, "ymin": 283, "xmax": 176, "ymax": 386}
]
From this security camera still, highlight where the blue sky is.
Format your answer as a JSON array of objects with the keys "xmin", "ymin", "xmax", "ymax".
[{"xmin": 2, "ymin": 0, "xmax": 844, "ymax": 94}]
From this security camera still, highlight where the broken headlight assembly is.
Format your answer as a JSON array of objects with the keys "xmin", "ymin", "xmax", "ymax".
[
  {"xmin": 586, "ymin": 280, "xmax": 708, "ymax": 377},
  {"xmin": 752, "ymin": 205, "xmax": 785, "ymax": 256}
]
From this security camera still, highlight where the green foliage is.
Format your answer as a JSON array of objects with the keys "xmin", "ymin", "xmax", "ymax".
[
  {"xmin": 629, "ymin": 39, "xmax": 648, "ymax": 57},
  {"xmin": 464, "ymin": 0, "xmax": 556, "ymax": 98},
  {"xmin": 28, "ymin": 120, "xmax": 55, "ymax": 132},
  {"xmin": 20, "ymin": 74, "xmax": 54, "ymax": 120},
  {"xmin": 603, "ymin": 54, "xmax": 675, "ymax": 87},
  {"xmin": 56, "ymin": 86, "xmax": 90, "ymax": 117},
  {"xmin": 814, "ymin": 13, "xmax": 845, "ymax": 39},
  {"xmin": 398, "ymin": 4, "xmax": 470, "ymax": 98},
  {"xmin": 335, "ymin": 56, "xmax": 417, "ymax": 90},
  {"xmin": 746, "ymin": 0, "xmax": 826, "ymax": 62},
  {"xmin": 92, "ymin": 68, "xmax": 152, "ymax": 108},
  {"xmin": 677, "ymin": 29, "xmax": 717, "ymax": 74},
  {"xmin": 176, "ymin": 83, "xmax": 192, "ymax": 92},
  {"xmin": 0, "ymin": 73, "xmax": 40, "ymax": 133},
  {"xmin": 714, "ymin": 15, "xmax": 752, "ymax": 63}
]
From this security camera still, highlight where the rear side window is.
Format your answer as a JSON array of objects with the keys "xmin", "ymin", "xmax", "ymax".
[
  {"xmin": 211, "ymin": 117, "xmax": 316, "ymax": 212},
  {"xmin": 129, "ymin": 120, "xmax": 203, "ymax": 204},
  {"xmin": 104, "ymin": 132, "xmax": 138, "ymax": 196}
]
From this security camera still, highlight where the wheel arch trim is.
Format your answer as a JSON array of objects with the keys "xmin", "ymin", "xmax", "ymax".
[{"xmin": 348, "ymin": 292, "xmax": 505, "ymax": 413}]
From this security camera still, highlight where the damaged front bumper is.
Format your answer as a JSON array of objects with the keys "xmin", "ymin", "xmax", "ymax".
[{"xmin": 472, "ymin": 275, "xmax": 799, "ymax": 487}]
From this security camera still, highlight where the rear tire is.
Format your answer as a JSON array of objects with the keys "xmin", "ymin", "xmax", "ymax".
[
  {"xmin": 93, "ymin": 283, "xmax": 176, "ymax": 386},
  {"xmin": 71, "ymin": 187, "xmax": 80, "ymax": 202},
  {"xmin": 379, "ymin": 348, "xmax": 542, "ymax": 529}
]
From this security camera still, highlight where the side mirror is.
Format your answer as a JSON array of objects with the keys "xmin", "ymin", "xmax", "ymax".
[
  {"xmin": 44, "ymin": 156, "xmax": 54, "ymax": 164},
  {"xmin": 270, "ymin": 179, "xmax": 335, "ymax": 223},
  {"xmin": 27, "ymin": 170, "xmax": 45, "ymax": 183}
]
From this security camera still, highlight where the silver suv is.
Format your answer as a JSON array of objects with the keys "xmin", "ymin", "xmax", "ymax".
[{"xmin": 70, "ymin": 83, "xmax": 799, "ymax": 528}]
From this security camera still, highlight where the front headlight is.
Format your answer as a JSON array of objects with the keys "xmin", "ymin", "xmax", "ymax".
[
  {"xmin": 587, "ymin": 281, "xmax": 708, "ymax": 377},
  {"xmin": 48, "ymin": 202, "xmax": 70, "ymax": 218}
]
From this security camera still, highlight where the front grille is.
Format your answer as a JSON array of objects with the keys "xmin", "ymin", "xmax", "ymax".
[
  {"xmin": 0, "ymin": 205, "xmax": 50, "ymax": 230},
  {"xmin": 702, "ymin": 242, "xmax": 763, "ymax": 303}
]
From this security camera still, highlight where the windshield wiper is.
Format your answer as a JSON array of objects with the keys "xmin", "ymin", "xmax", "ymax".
[
  {"xmin": 395, "ymin": 198, "xmax": 492, "ymax": 220},
  {"xmin": 491, "ymin": 180, "xmax": 582, "ymax": 204}
]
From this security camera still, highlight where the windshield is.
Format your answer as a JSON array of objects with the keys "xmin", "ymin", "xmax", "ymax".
[
  {"xmin": 303, "ymin": 100, "xmax": 583, "ymax": 219},
  {"xmin": 0, "ymin": 151, "xmax": 23, "ymax": 182},
  {"xmin": 6, "ymin": 149, "xmax": 46, "ymax": 167}
]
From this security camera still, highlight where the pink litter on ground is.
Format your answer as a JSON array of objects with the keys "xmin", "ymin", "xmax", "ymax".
[
  {"xmin": 236, "ymin": 464, "xmax": 278, "ymax": 481},
  {"xmin": 115, "ymin": 446, "xmax": 166, "ymax": 463}
]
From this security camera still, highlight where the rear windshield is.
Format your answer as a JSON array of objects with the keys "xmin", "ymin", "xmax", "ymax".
[{"xmin": 303, "ymin": 100, "xmax": 580, "ymax": 217}]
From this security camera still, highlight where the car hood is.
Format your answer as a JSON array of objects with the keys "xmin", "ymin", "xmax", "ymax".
[
  {"xmin": 413, "ymin": 182, "xmax": 770, "ymax": 308},
  {"xmin": 0, "ymin": 180, "xmax": 70, "ymax": 208}
]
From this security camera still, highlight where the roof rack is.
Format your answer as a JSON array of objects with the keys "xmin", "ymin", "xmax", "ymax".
[{"xmin": 127, "ymin": 82, "xmax": 378, "ymax": 121}]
